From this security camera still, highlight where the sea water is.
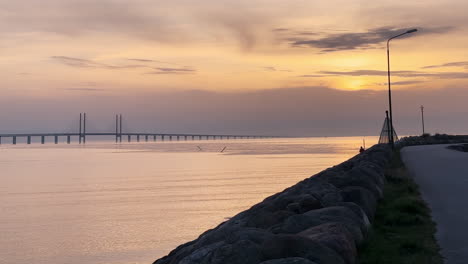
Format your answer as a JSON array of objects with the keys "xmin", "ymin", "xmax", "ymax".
[{"xmin": 0, "ymin": 137, "xmax": 376, "ymax": 264}]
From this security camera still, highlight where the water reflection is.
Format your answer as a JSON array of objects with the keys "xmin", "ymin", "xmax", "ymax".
[{"xmin": 0, "ymin": 137, "xmax": 377, "ymax": 264}]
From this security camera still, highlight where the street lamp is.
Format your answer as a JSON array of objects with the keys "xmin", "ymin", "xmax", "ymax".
[{"xmin": 387, "ymin": 28, "xmax": 417, "ymax": 147}]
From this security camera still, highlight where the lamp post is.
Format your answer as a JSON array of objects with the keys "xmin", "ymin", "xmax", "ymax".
[{"xmin": 387, "ymin": 28, "xmax": 417, "ymax": 148}]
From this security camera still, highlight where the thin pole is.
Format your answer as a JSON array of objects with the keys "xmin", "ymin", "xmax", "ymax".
[
  {"xmin": 387, "ymin": 40, "xmax": 394, "ymax": 148},
  {"xmin": 386, "ymin": 111, "xmax": 391, "ymax": 144},
  {"xmin": 83, "ymin": 113, "xmax": 86, "ymax": 144},
  {"xmin": 385, "ymin": 29, "xmax": 417, "ymax": 148},
  {"xmin": 115, "ymin": 114, "xmax": 118, "ymax": 143},
  {"xmin": 79, "ymin": 113, "xmax": 82, "ymax": 144},
  {"xmin": 421, "ymin": 105, "xmax": 425, "ymax": 135},
  {"xmin": 119, "ymin": 114, "xmax": 123, "ymax": 142}
]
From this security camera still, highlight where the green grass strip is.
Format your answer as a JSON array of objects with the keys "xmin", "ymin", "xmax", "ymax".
[{"xmin": 358, "ymin": 150, "xmax": 443, "ymax": 264}]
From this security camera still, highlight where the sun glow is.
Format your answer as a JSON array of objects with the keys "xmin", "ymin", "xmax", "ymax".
[{"xmin": 339, "ymin": 78, "xmax": 367, "ymax": 90}]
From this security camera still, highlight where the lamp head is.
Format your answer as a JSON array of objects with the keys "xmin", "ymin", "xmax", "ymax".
[{"xmin": 406, "ymin": 29, "xmax": 418, "ymax": 34}]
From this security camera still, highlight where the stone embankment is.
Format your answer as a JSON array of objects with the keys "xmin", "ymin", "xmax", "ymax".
[
  {"xmin": 154, "ymin": 144, "xmax": 392, "ymax": 264},
  {"xmin": 397, "ymin": 134, "xmax": 468, "ymax": 147}
]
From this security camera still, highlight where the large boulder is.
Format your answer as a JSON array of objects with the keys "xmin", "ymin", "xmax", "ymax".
[
  {"xmin": 271, "ymin": 206, "xmax": 366, "ymax": 245},
  {"xmin": 260, "ymin": 234, "xmax": 345, "ymax": 264},
  {"xmin": 259, "ymin": 257, "xmax": 317, "ymax": 264},
  {"xmin": 298, "ymin": 223, "xmax": 357, "ymax": 264},
  {"xmin": 341, "ymin": 186, "xmax": 378, "ymax": 220}
]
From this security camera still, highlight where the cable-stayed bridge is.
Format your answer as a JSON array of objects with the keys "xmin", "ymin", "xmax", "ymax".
[{"xmin": 0, "ymin": 113, "xmax": 275, "ymax": 145}]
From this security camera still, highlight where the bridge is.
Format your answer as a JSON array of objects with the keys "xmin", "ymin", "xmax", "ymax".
[{"xmin": 0, "ymin": 113, "xmax": 274, "ymax": 145}]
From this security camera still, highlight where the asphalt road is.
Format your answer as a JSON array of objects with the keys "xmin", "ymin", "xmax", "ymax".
[{"xmin": 401, "ymin": 144, "xmax": 468, "ymax": 264}]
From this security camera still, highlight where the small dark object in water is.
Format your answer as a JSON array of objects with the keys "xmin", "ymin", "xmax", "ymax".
[{"xmin": 447, "ymin": 144, "xmax": 468, "ymax": 152}]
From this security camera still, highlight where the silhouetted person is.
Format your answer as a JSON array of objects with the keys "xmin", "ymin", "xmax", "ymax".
[{"xmin": 359, "ymin": 146, "xmax": 365, "ymax": 153}]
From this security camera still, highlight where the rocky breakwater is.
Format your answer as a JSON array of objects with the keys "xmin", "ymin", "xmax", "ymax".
[{"xmin": 154, "ymin": 144, "xmax": 392, "ymax": 264}]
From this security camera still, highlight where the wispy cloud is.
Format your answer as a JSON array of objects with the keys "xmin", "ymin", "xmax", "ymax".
[
  {"xmin": 299, "ymin": 74, "xmax": 327, "ymax": 78},
  {"xmin": 61, "ymin": 88, "xmax": 105, "ymax": 92},
  {"xmin": 262, "ymin": 66, "xmax": 292, "ymax": 72},
  {"xmin": 51, "ymin": 56, "xmax": 147, "ymax": 69},
  {"xmin": 51, "ymin": 56, "xmax": 196, "ymax": 74},
  {"xmin": 291, "ymin": 26, "xmax": 453, "ymax": 52},
  {"xmin": 422, "ymin": 61, "xmax": 468, "ymax": 69},
  {"xmin": 146, "ymin": 67, "xmax": 196, "ymax": 75},
  {"xmin": 126, "ymin": 58, "xmax": 176, "ymax": 65}
]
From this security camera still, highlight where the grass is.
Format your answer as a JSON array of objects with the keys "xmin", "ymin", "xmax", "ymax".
[{"xmin": 358, "ymin": 150, "xmax": 444, "ymax": 264}]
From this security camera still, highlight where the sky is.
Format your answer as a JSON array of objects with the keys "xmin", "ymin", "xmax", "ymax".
[{"xmin": 1, "ymin": 0, "xmax": 468, "ymax": 136}]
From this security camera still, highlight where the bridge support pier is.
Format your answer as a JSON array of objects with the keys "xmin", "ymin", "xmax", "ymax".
[
  {"xmin": 162, "ymin": 135, "xmax": 165, "ymax": 141},
  {"xmin": 137, "ymin": 135, "xmax": 140, "ymax": 142},
  {"xmin": 13, "ymin": 136, "xmax": 16, "ymax": 145},
  {"xmin": 153, "ymin": 135, "xmax": 156, "ymax": 141},
  {"xmin": 192, "ymin": 135, "xmax": 195, "ymax": 140},
  {"xmin": 55, "ymin": 136, "xmax": 58, "ymax": 144},
  {"xmin": 169, "ymin": 136, "xmax": 172, "ymax": 141},
  {"xmin": 41, "ymin": 136, "xmax": 45, "ymax": 144},
  {"xmin": 27, "ymin": 136, "xmax": 31, "ymax": 144},
  {"xmin": 184, "ymin": 136, "xmax": 187, "ymax": 140},
  {"xmin": 67, "ymin": 135, "xmax": 71, "ymax": 144},
  {"xmin": 199, "ymin": 135, "xmax": 202, "ymax": 140},
  {"xmin": 128, "ymin": 135, "xmax": 131, "ymax": 142},
  {"xmin": 177, "ymin": 136, "xmax": 179, "ymax": 141},
  {"xmin": 0, "ymin": 136, "xmax": 2, "ymax": 145}
]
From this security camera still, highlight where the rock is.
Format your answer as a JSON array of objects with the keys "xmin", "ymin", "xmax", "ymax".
[
  {"xmin": 298, "ymin": 223, "xmax": 357, "ymax": 264},
  {"xmin": 298, "ymin": 195, "xmax": 322, "ymax": 212},
  {"xmin": 271, "ymin": 206, "xmax": 365, "ymax": 245},
  {"xmin": 260, "ymin": 234, "xmax": 345, "ymax": 264},
  {"xmin": 341, "ymin": 186, "xmax": 378, "ymax": 220},
  {"xmin": 245, "ymin": 210, "xmax": 295, "ymax": 229},
  {"xmin": 225, "ymin": 228, "xmax": 274, "ymax": 244},
  {"xmin": 177, "ymin": 241, "xmax": 225, "ymax": 264},
  {"xmin": 298, "ymin": 178, "xmax": 344, "ymax": 207},
  {"xmin": 259, "ymin": 257, "xmax": 318, "ymax": 264},
  {"xmin": 336, "ymin": 202, "xmax": 371, "ymax": 233},
  {"xmin": 286, "ymin": 202, "xmax": 301, "ymax": 213},
  {"xmin": 322, "ymin": 170, "xmax": 383, "ymax": 199},
  {"xmin": 208, "ymin": 239, "xmax": 263, "ymax": 264}
]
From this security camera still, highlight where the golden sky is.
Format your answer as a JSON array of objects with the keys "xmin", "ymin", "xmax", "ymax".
[{"xmin": 1, "ymin": 0, "xmax": 468, "ymax": 135}]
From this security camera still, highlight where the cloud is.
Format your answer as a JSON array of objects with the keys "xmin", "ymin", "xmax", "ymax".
[
  {"xmin": 291, "ymin": 26, "xmax": 453, "ymax": 52},
  {"xmin": 0, "ymin": 0, "xmax": 184, "ymax": 43},
  {"xmin": 51, "ymin": 56, "xmax": 196, "ymax": 73},
  {"xmin": 299, "ymin": 74, "xmax": 327, "ymax": 78},
  {"xmin": 61, "ymin": 88, "xmax": 105, "ymax": 92},
  {"xmin": 51, "ymin": 56, "xmax": 197, "ymax": 75},
  {"xmin": 262, "ymin": 66, "xmax": 292, "ymax": 72},
  {"xmin": 375, "ymin": 80, "xmax": 424, "ymax": 86},
  {"xmin": 422, "ymin": 61, "xmax": 468, "ymax": 69},
  {"xmin": 318, "ymin": 69, "xmax": 468, "ymax": 79},
  {"xmin": 146, "ymin": 67, "xmax": 196, "ymax": 75},
  {"xmin": 51, "ymin": 56, "xmax": 111, "ymax": 68},
  {"xmin": 126, "ymin": 58, "xmax": 176, "ymax": 65}
]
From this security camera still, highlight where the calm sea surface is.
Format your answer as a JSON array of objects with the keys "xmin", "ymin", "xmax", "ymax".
[{"xmin": 0, "ymin": 137, "xmax": 377, "ymax": 264}]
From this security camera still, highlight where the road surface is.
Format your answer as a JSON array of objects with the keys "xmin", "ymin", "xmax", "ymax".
[{"xmin": 401, "ymin": 144, "xmax": 468, "ymax": 264}]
